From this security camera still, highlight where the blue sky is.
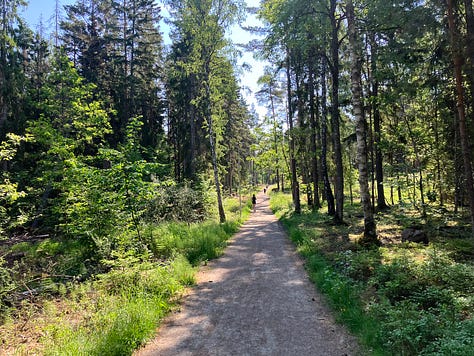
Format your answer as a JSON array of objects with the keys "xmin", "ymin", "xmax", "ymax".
[{"xmin": 22, "ymin": 0, "xmax": 266, "ymax": 120}]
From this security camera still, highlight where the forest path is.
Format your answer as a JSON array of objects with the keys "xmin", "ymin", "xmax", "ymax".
[{"xmin": 135, "ymin": 191, "xmax": 359, "ymax": 356}]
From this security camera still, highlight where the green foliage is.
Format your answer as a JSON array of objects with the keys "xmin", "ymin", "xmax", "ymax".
[
  {"xmin": 0, "ymin": 133, "xmax": 28, "ymax": 234},
  {"xmin": 149, "ymin": 220, "xmax": 238, "ymax": 265},
  {"xmin": 44, "ymin": 256, "xmax": 194, "ymax": 356},
  {"xmin": 421, "ymin": 319, "xmax": 474, "ymax": 356},
  {"xmin": 270, "ymin": 192, "xmax": 474, "ymax": 356},
  {"xmin": 370, "ymin": 300, "xmax": 452, "ymax": 354},
  {"xmin": 144, "ymin": 183, "xmax": 211, "ymax": 224},
  {"xmin": 0, "ymin": 192, "xmax": 246, "ymax": 354},
  {"xmin": 0, "ymin": 258, "xmax": 15, "ymax": 317}
]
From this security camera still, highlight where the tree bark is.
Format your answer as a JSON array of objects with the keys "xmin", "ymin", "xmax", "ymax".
[
  {"xmin": 447, "ymin": 0, "xmax": 474, "ymax": 235},
  {"xmin": 0, "ymin": 0, "xmax": 8, "ymax": 138},
  {"xmin": 269, "ymin": 79, "xmax": 281, "ymax": 191},
  {"xmin": 308, "ymin": 49, "xmax": 321, "ymax": 209},
  {"xmin": 286, "ymin": 48, "xmax": 301, "ymax": 214},
  {"xmin": 463, "ymin": 0, "xmax": 474, "ymax": 111},
  {"xmin": 347, "ymin": 0, "xmax": 377, "ymax": 243},
  {"xmin": 329, "ymin": 0, "xmax": 344, "ymax": 223},
  {"xmin": 369, "ymin": 34, "xmax": 388, "ymax": 210},
  {"xmin": 204, "ymin": 60, "xmax": 226, "ymax": 223},
  {"xmin": 320, "ymin": 56, "xmax": 335, "ymax": 215}
]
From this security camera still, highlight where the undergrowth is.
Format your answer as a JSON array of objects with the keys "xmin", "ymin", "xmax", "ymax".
[
  {"xmin": 270, "ymin": 192, "xmax": 474, "ymax": 356},
  {"xmin": 0, "ymin": 194, "xmax": 252, "ymax": 355}
]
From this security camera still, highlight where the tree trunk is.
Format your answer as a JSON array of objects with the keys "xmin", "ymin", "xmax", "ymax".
[
  {"xmin": 463, "ymin": 0, "xmax": 474, "ymax": 111},
  {"xmin": 286, "ymin": 48, "xmax": 301, "ymax": 214},
  {"xmin": 369, "ymin": 35, "xmax": 388, "ymax": 210},
  {"xmin": 269, "ymin": 80, "xmax": 281, "ymax": 191},
  {"xmin": 347, "ymin": 0, "xmax": 377, "ymax": 243},
  {"xmin": 0, "ymin": 0, "xmax": 8, "ymax": 138},
  {"xmin": 447, "ymin": 0, "xmax": 474, "ymax": 235},
  {"xmin": 308, "ymin": 49, "xmax": 321, "ymax": 209},
  {"xmin": 320, "ymin": 56, "xmax": 335, "ymax": 215},
  {"xmin": 204, "ymin": 61, "xmax": 226, "ymax": 223},
  {"xmin": 329, "ymin": 0, "xmax": 344, "ymax": 223}
]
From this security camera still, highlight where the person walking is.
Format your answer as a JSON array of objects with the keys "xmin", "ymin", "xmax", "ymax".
[{"xmin": 252, "ymin": 194, "xmax": 257, "ymax": 212}]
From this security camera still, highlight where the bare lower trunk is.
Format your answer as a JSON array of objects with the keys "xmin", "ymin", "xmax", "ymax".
[
  {"xmin": 320, "ymin": 57, "xmax": 335, "ymax": 215},
  {"xmin": 447, "ymin": 0, "xmax": 474, "ymax": 236},
  {"xmin": 204, "ymin": 61, "xmax": 225, "ymax": 223},
  {"xmin": 347, "ymin": 0, "xmax": 377, "ymax": 243},
  {"xmin": 286, "ymin": 48, "xmax": 301, "ymax": 214},
  {"xmin": 330, "ymin": 0, "xmax": 344, "ymax": 223},
  {"xmin": 370, "ymin": 35, "xmax": 388, "ymax": 210},
  {"xmin": 308, "ymin": 50, "xmax": 321, "ymax": 209}
]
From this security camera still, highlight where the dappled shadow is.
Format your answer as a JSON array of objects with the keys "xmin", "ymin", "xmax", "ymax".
[{"xmin": 136, "ymin": 191, "xmax": 358, "ymax": 356}]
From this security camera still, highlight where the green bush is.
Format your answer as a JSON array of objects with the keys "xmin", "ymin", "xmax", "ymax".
[
  {"xmin": 421, "ymin": 319, "xmax": 474, "ymax": 356},
  {"xmin": 334, "ymin": 249, "xmax": 381, "ymax": 281},
  {"xmin": 373, "ymin": 300, "xmax": 449, "ymax": 355},
  {"xmin": 371, "ymin": 256, "xmax": 424, "ymax": 303},
  {"xmin": 0, "ymin": 258, "xmax": 15, "ymax": 317},
  {"xmin": 144, "ymin": 183, "xmax": 212, "ymax": 224}
]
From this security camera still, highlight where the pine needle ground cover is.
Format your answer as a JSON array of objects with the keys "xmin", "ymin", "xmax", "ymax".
[
  {"xmin": 0, "ymin": 195, "xmax": 252, "ymax": 355},
  {"xmin": 270, "ymin": 192, "xmax": 474, "ymax": 356}
]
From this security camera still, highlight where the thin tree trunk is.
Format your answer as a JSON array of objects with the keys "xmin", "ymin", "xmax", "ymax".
[
  {"xmin": 308, "ymin": 50, "xmax": 321, "ymax": 209},
  {"xmin": 433, "ymin": 97, "xmax": 444, "ymax": 206},
  {"xmin": 447, "ymin": 0, "xmax": 474, "ymax": 235},
  {"xmin": 269, "ymin": 80, "xmax": 280, "ymax": 191},
  {"xmin": 370, "ymin": 35, "xmax": 388, "ymax": 210},
  {"xmin": 403, "ymin": 116, "xmax": 426, "ymax": 216},
  {"xmin": 463, "ymin": 0, "xmax": 474, "ymax": 112},
  {"xmin": 286, "ymin": 48, "xmax": 301, "ymax": 214},
  {"xmin": 347, "ymin": 0, "xmax": 377, "ymax": 243},
  {"xmin": 0, "ymin": 0, "xmax": 8, "ymax": 137},
  {"xmin": 329, "ymin": 0, "xmax": 344, "ymax": 223},
  {"xmin": 321, "ymin": 56, "xmax": 335, "ymax": 215},
  {"xmin": 204, "ymin": 60, "xmax": 226, "ymax": 223}
]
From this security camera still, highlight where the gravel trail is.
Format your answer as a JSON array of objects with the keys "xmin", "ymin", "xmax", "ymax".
[{"xmin": 135, "ymin": 192, "xmax": 359, "ymax": 356}]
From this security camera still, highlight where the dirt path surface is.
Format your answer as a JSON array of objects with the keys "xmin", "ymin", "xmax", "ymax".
[{"xmin": 135, "ymin": 192, "xmax": 359, "ymax": 356}]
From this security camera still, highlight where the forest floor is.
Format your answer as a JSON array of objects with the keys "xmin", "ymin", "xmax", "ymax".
[{"xmin": 135, "ymin": 191, "xmax": 359, "ymax": 356}]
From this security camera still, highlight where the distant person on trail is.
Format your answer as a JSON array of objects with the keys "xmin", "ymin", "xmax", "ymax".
[
  {"xmin": 252, "ymin": 194, "xmax": 257, "ymax": 212},
  {"xmin": 264, "ymin": 188, "xmax": 266, "ymax": 194}
]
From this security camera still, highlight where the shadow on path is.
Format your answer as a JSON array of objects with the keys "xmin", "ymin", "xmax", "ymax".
[{"xmin": 135, "ymin": 191, "xmax": 359, "ymax": 356}]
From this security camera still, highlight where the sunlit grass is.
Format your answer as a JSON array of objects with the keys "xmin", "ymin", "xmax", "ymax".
[
  {"xmin": 269, "ymin": 190, "xmax": 474, "ymax": 356},
  {"xmin": 1, "ymin": 194, "xmax": 251, "ymax": 355}
]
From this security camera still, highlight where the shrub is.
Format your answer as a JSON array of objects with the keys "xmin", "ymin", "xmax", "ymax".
[
  {"xmin": 0, "ymin": 258, "xmax": 15, "ymax": 317},
  {"xmin": 371, "ymin": 256, "xmax": 424, "ymax": 303},
  {"xmin": 334, "ymin": 249, "xmax": 381, "ymax": 281},
  {"xmin": 144, "ymin": 184, "xmax": 211, "ymax": 223},
  {"xmin": 421, "ymin": 319, "xmax": 474, "ymax": 356},
  {"xmin": 373, "ymin": 300, "xmax": 450, "ymax": 355},
  {"xmin": 44, "ymin": 256, "xmax": 195, "ymax": 356}
]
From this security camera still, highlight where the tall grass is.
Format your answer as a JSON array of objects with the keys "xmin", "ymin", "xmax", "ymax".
[
  {"xmin": 2, "ymin": 195, "xmax": 249, "ymax": 355},
  {"xmin": 150, "ymin": 220, "xmax": 240, "ymax": 265},
  {"xmin": 45, "ymin": 256, "xmax": 193, "ymax": 356},
  {"xmin": 43, "ymin": 215, "xmax": 243, "ymax": 355}
]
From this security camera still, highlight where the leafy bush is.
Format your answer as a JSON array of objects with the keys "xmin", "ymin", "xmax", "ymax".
[
  {"xmin": 334, "ymin": 249, "xmax": 381, "ymax": 281},
  {"xmin": 144, "ymin": 183, "xmax": 211, "ymax": 223},
  {"xmin": 372, "ymin": 300, "xmax": 451, "ymax": 355},
  {"xmin": 421, "ymin": 319, "xmax": 474, "ymax": 356},
  {"xmin": 0, "ymin": 258, "xmax": 15, "ymax": 317},
  {"xmin": 370, "ymin": 256, "xmax": 425, "ymax": 303}
]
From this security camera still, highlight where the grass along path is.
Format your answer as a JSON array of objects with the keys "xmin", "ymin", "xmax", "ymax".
[{"xmin": 135, "ymin": 191, "xmax": 359, "ymax": 355}]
